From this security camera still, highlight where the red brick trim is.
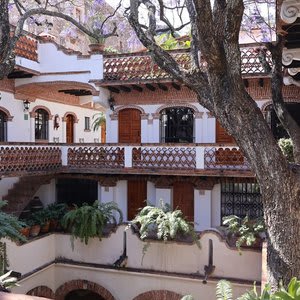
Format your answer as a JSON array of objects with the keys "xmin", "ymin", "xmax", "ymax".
[
  {"xmin": 55, "ymin": 280, "xmax": 115, "ymax": 300},
  {"xmin": 133, "ymin": 290, "xmax": 183, "ymax": 300},
  {"xmin": 27, "ymin": 286, "xmax": 55, "ymax": 299},
  {"xmin": 155, "ymin": 103, "xmax": 199, "ymax": 114},
  {"xmin": 30, "ymin": 105, "xmax": 53, "ymax": 120},
  {"xmin": 110, "ymin": 105, "xmax": 145, "ymax": 120},
  {"xmin": 0, "ymin": 106, "xmax": 14, "ymax": 121},
  {"xmin": 261, "ymin": 99, "xmax": 300, "ymax": 114},
  {"xmin": 62, "ymin": 112, "xmax": 79, "ymax": 123},
  {"xmin": 115, "ymin": 105, "xmax": 145, "ymax": 114}
]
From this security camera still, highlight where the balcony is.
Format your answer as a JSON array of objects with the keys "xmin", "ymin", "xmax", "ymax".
[{"xmin": 0, "ymin": 143, "xmax": 252, "ymax": 177}]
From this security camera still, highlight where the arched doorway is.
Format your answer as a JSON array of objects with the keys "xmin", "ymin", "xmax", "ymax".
[
  {"xmin": 66, "ymin": 114, "xmax": 74, "ymax": 143},
  {"xmin": 0, "ymin": 110, "xmax": 7, "ymax": 142},
  {"xmin": 160, "ymin": 107, "xmax": 194, "ymax": 143},
  {"xmin": 118, "ymin": 108, "xmax": 141, "ymax": 143},
  {"xmin": 65, "ymin": 289, "xmax": 105, "ymax": 300}
]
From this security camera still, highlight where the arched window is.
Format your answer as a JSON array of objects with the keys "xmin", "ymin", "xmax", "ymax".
[
  {"xmin": 0, "ymin": 111, "xmax": 7, "ymax": 142},
  {"xmin": 35, "ymin": 109, "xmax": 49, "ymax": 140},
  {"xmin": 160, "ymin": 107, "xmax": 194, "ymax": 143}
]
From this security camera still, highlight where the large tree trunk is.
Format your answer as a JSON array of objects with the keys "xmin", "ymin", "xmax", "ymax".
[
  {"xmin": 202, "ymin": 73, "xmax": 300, "ymax": 287},
  {"xmin": 0, "ymin": 0, "xmax": 15, "ymax": 79}
]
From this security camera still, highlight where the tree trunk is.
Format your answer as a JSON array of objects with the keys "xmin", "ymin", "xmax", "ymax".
[
  {"xmin": 265, "ymin": 177, "xmax": 300, "ymax": 288},
  {"xmin": 0, "ymin": 0, "xmax": 15, "ymax": 79},
  {"xmin": 194, "ymin": 71, "xmax": 300, "ymax": 287}
]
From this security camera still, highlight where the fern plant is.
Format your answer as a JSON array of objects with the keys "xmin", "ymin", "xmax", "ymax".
[
  {"xmin": 131, "ymin": 201, "xmax": 200, "ymax": 248},
  {"xmin": 0, "ymin": 200, "xmax": 26, "ymax": 243},
  {"xmin": 216, "ymin": 280, "xmax": 233, "ymax": 300},
  {"xmin": 222, "ymin": 215, "xmax": 265, "ymax": 253},
  {"xmin": 61, "ymin": 200, "xmax": 122, "ymax": 248}
]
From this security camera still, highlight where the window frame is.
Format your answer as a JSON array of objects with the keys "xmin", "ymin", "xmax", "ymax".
[
  {"xmin": 221, "ymin": 181, "xmax": 263, "ymax": 222},
  {"xmin": 0, "ymin": 111, "xmax": 7, "ymax": 142},
  {"xmin": 35, "ymin": 109, "xmax": 49, "ymax": 141},
  {"xmin": 160, "ymin": 107, "xmax": 195, "ymax": 143}
]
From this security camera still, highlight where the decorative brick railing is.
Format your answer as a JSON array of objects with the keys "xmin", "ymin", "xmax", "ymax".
[
  {"xmin": 67, "ymin": 146, "xmax": 125, "ymax": 168},
  {"xmin": 204, "ymin": 147, "xmax": 250, "ymax": 170},
  {"xmin": 132, "ymin": 146, "xmax": 196, "ymax": 170},
  {"xmin": 15, "ymin": 35, "xmax": 38, "ymax": 62},
  {"xmin": 0, "ymin": 146, "xmax": 61, "ymax": 174},
  {"xmin": 0, "ymin": 144, "xmax": 251, "ymax": 175}
]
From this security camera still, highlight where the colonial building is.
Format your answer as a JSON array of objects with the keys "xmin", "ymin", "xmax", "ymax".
[{"xmin": 0, "ymin": 1, "xmax": 299, "ymax": 299}]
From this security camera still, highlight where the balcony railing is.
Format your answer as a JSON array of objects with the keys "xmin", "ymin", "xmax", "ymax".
[
  {"xmin": 0, "ymin": 145, "xmax": 61, "ymax": 174},
  {"xmin": 0, "ymin": 144, "xmax": 251, "ymax": 175}
]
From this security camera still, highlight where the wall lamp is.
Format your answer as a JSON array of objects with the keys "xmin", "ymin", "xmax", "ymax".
[
  {"xmin": 23, "ymin": 100, "xmax": 30, "ymax": 112},
  {"xmin": 108, "ymin": 97, "xmax": 115, "ymax": 111}
]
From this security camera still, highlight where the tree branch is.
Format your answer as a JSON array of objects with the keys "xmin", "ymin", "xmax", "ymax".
[
  {"xmin": 128, "ymin": 0, "xmax": 212, "ymax": 110},
  {"xmin": 267, "ymin": 37, "xmax": 300, "ymax": 162}
]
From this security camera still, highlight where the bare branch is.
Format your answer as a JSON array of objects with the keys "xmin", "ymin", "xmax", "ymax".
[
  {"xmin": 128, "ymin": 0, "xmax": 212, "ymax": 110},
  {"xmin": 13, "ymin": 7, "xmax": 118, "ymax": 44}
]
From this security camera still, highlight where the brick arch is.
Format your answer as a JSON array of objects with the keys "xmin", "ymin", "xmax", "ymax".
[
  {"xmin": 27, "ymin": 285, "xmax": 55, "ymax": 299},
  {"xmin": 261, "ymin": 99, "xmax": 300, "ymax": 113},
  {"xmin": 62, "ymin": 111, "xmax": 79, "ymax": 123},
  {"xmin": 55, "ymin": 280, "xmax": 115, "ymax": 300},
  {"xmin": 0, "ymin": 106, "xmax": 13, "ymax": 121},
  {"xmin": 30, "ymin": 105, "xmax": 53, "ymax": 120},
  {"xmin": 115, "ymin": 105, "xmax": 145, "ymax": 114},
  {"xmin": 133, "ymin": 290, "xmax": 183, "ymax": 300},
  {"xmin": 111, "ymin": 105, "xmax": 146, "ymax": 120},
  {"xmin": 155, "ymin": 103, "xmax": 200, "ymax": 114}
]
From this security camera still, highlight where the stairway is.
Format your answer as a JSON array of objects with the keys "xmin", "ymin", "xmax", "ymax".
[{"xmin": 2, "ymin": 175, "xmax": 53, "ymax": 216}]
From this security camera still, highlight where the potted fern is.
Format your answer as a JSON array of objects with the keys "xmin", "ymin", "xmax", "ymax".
[
  {"xmin": 131, "ymin": 201, "xmax": 200, "ymax": 248},
  {"xmin": 0, "ymin": 200, "xmax": 27, "ymax": 243},
  {"xmin": 222, "ymin": 215, "xmax": 265, "ymax": 252},
  {"xmin": 46, "ymin": 203, "xmax": 67, "ymax": 231},
  {"xmin": 61, "ymin": 200, "xmax": 123, "ymax": 248}
]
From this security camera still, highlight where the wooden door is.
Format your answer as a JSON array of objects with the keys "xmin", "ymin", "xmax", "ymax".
[
  {"xmin": 173, "ymin": 182, "xmax": 194, "ymax": 222},
  {"xmin": 127, "ymin": 180, "xmax": 147, "ymax": 220},
  {"xmin": 119, "ymin": 109, "xmax": 141, "ymax": 143},
  {"xmin": 216, "ymin": 120, "xmax": 235, "ymax": 144},
  {"xmin": 101, "ymin": 122, "xmax": 106, "ymax": 143},
  {"xmin": 66, "ymin": 115, "xmax": 74, "ymax": 144}
]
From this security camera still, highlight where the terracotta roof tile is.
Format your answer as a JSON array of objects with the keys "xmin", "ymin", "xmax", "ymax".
[
  {"xmin": 103, "ymin": 46, "xmax": 272, "ymax": 84},
  {"xmin": 15, "ymin": 36, "xmax": 38, "ymax": 62}
]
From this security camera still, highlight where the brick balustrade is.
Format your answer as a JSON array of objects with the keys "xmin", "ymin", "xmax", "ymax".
[
  {"xmin": 0, "ymin": 144, "xmax": 251, "ymax": 176},
  {"xmin": 0, "ymin": 145, "xmax": 61, "ymax": 175}
]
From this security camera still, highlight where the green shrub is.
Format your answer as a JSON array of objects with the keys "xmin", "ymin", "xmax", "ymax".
[{"xmin": 278, "ymin": 138, "xmax": 294, "ymax": 162}]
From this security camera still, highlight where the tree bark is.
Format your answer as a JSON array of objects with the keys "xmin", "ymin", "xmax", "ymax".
[{"xmin": 0, "ymin": 0, "xmax": 15, "ymax": 78}]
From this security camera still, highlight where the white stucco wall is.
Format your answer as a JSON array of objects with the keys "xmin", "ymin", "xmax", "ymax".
[
  {"xmin": 7, "ymin": 227, "xmax": 261, "ymax": 300},
  {"xmin": 15, "ymin": 264, "xmax": 256, "ymax": 300},
  {"xmin": 211, "ymin": 184, "xmax": 222, "ymax": 228},
  {"xmin": 34, "ymin": 179, "xmax": 56, "ymax": 207},
  {"xmin": 15, "ymin": 43, "xmax": 103, "ymax": 86},
  {"xmin": 0, "ymin": 91, "xmax": 102, "ymax": 143}
]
